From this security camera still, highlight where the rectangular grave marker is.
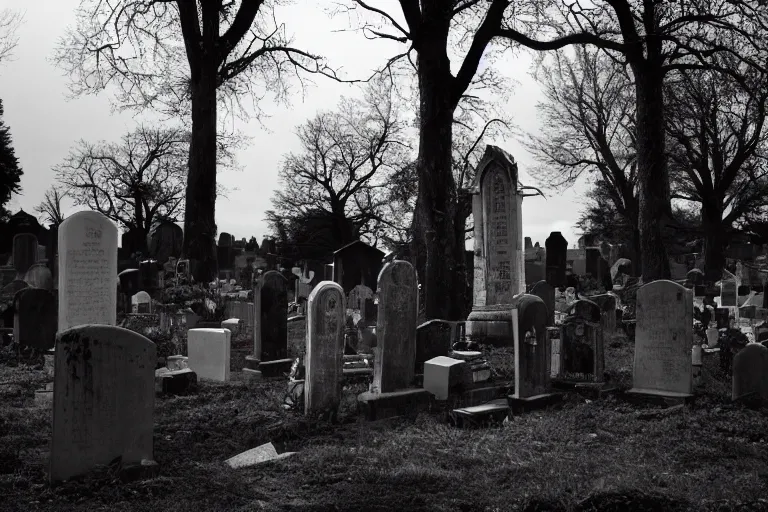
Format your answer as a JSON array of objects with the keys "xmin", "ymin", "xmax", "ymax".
[{"xmin": 188, "ymin": 328, "xmax": 231, "ymax": 382}]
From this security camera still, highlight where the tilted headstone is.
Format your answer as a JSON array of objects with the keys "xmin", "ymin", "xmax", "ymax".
[
  {"xmin": 630, "ymin": 280, "xmax": 693, "ymax": 397},
  {"xmin": 188, "ymin": 328, "xmax": 231, "ymax": 382},
  {"xmin": 50, "ymin": 325, "xmax": 155, "ymax": 484},
  {"xmin": 511, "ymin": 294, "xmax": 551, "ymax": 398},
  {"xmin": 14, "ymin": 288, "xmax": 57, "ymax": 350},
  {"xmin": 373, "ymin": 260, "xmax": 418, "ymax": 393},
  {"xmin": 259, "ymin": 271, "xmax": 288, "ymax": 362},
  {"xmin": 58, "ymin": 211, "xmax": 118, "ymax": 331},
  {"xmin": 557, "ymin": 299, "xmax": 604, "ymax": 383},
  {"xmin": 545, "ymin": 231, "xmax": 568, "ymax": 289},
  {"xmin": 305, "ymin": 281, "xmax": 346, "ymax": 418},
  {"xmin": 530, "ymin": 280, "xmax": 555, "ymax": 326},
  {"xmin": 24, "ymin": 263, "xmax": 53, "ymax": 290},
  {"xmin": 12, "ymin": 233, "xmax": 39, "ymax": 277},
  {"xmin": 731, "ymin": 343, "xmax": 768, "ymax": 402}
]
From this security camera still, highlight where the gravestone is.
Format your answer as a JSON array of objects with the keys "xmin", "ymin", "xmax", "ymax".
[
  {"xmin": 373, "ymin": 260, "xmax": 418, "ymax": 393},
  {"xmin": 12, "ymin": 233, "xmax": 39, "ymax": 277},
  {"xmin": 50, "ymin": 325, "xmax": 155, "ymax": 484},
  {"xmin": 415, "ymin": 320, "xmax": 455, "ymax": 373},
  {"xmin": 147, "ymin": 221, "xmax": 183, "ymax": 264},
  {"xmin": 556, "ymin": 300, "xmax": 604, "ymax": 384},
  {"xmin": 58, "ymin": 211, "xmax": 118, "ymax": 331},
  {"xmin": 720, "ymin": 271, "xmax": 738, "ymax": 308},
  {"xmin": 731, "ymin": 343, "xmax": 768, "ymax": 402},
  {"xmin": 305, "ymin": 281, "xmax": 345, "ymax": 418},
  {"xmin": 587, "ymin": 294, "xmax": 618, "ymax": 337},
  {"xmin": 629, "ymin": 280, "xmax": 693, "ymax": 398},
  {"xmin": 332, "ymin": 240, "xmax": 385, "ymax": 295},
  {"xmin": 118, "ymin": 269, "xmax": 141, "ymax": 297},
  {"xmin": 14, "ymin": 288, "xmax": 57, "ymax": 350},
  {"xmin": 139, "ymin": 259, "xmax": 160, "ymax": 291},
  {"xmin": 24, "ymin": 263, "xmax": 53, "ymax": 290},
  {"xmin": 715, "ymin": 308, "xmax": 731, "ymax": 329},
  {"xmin": 585, "ymin": 248, "xmax": 600, "ymax": 280},
  {"xmin": 610, "ymin": 258, "xmax": 632, "ymax": 285},
  {"xmin": 530, "ymin": 280, "xmax": 555, "ymax": 326},
  {"xmin": 466, "ymin": 146, "xmax": 527, "ymax": 343},
  {"xmin": 132, "ymin": 291, "xmax": 152, "ymax": 314},
  {"xmin": 188, "ymin": 328, "xmax": 231, "ymax": 382},
  {"xmin": 511, "ymin": 294, "xmax": 551, "ymax": 398},
  {"xmin": 545, "ymin": 232, "xmax": 568, "ymax": 289},
  {"xmin": 260, "ymin": 271, "xmax": 288, "ymax": 362}
]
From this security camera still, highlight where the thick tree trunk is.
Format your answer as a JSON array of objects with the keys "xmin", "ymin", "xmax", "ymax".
[
  {"xmin": 411, "ymin": 17, "xmax": 460, "ymax": 321},
  {"xmin": 183, "ymin": 69, "xmax": 218, "ymax": 284},
  {"xmin": 633, "ymin": 61, "xmax": 671, "ymax": 282},
  {"xmin": 703, "ymin": 208, "xmax": 727, "ymax": 282}
]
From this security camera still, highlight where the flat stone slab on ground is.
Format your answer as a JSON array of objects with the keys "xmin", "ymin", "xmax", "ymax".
[
  {"xmin": 450, "ymin": 398, "xmax": 510, "ymax": 428},
  {"xmin": 225, "ymin": 442, "xmax": 296, "ymax": 469},
  {"xmin": 624, "ymin": 388, "xmax": 695, "ymax": 407},
  {"xmin": 507, "ymin": 393, "xmax": 565, "ymax": 414},
  {"xmin": 357, "ymin": 388, "xmax": 430, "ymax": 421}
]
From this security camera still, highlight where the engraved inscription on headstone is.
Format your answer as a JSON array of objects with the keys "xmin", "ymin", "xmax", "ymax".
[{"xmin": 485, "ymin": 167, "xmax": 516, "ymax": 304}]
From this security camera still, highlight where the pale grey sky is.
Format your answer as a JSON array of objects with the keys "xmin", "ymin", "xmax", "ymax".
[{"xmin": 0, "ymin": 0, "xmax": 586, "ymax": 249}]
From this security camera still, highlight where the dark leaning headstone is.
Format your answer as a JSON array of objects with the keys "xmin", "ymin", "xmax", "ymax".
[
  {"xmin": 510, "ymin": 294, "xmax": 550, "ymax": 398},
  {"xmin": 415, "ymin": 319, "xmax": 454, "ymax": 373},
  {"xmin": 732, "ymin": 343, "xmax": 768, "ymax": 403},
  {"xmin": 305, "ymin": 281, "xmax": 346, "ymax": 419},
  {"xmin": 12, "ymin": 233, "xmax": 39, "ymax": 277},
  {"xmin": 261, "ymin": 270, "xmax": 288, "ymax": 362},
  {"xmin": 530, "ymin": 280, "xmax": 555, "ymax": 326},
  {"xmin": 14, "ymin": 288, "xmax": 57, "ymax": 350},
  {"xmin": 374, "ymin": 260, "xmax": 418, "ymax": 393},
  {"xmin": 545, "ymin": 232, "xmax": 568, "ymax": 289}
]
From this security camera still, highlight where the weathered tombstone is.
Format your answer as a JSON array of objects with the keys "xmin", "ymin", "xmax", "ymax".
[
  {"xmin": 332, "ymin": 240, "xmax": 385, "ymax": 295},
  {"xmin": 466, "ymin": 146, "xmax": 527, "ymax": 343},
  {"xmin": 585, "ymin": 248, "xmax": 601, "ymax": 280},
  {"xmin": 556, "ymin": 299, "xmax": 604, "ymax": 384},
  {"xmin": 12, "ymin": 233, "xmax": 39, "ymax": 278},
  {"xmin": 628, "ymin": 280, "xmax": 693, "ymax": 399},
  {"xmin": 415, "ymin": 319, "xmax": 455, "ymax": 373},
  {"xmin": 511, "ymin": 294, "xmax": 551, "ymax": 398},
  {"xmin": 721, "ymin": 270, "xmax": 738, "ymax": 308},
  {"xmin": 260, "ymin": 270, "xmax": 288, "ymax": 362},
  {"xmin": 188, "ymin": 328, "xmax": 231, "ymax": 382},
  {"xmin": 132, "ymin": 291, "xmax": 152, "ymax": 314},
  {"xmin": 147, "ymin": 221, "xmax": 183, "ymax": 264},
  {"xmin": 731, "ymin": 343, "xmax": 768, "ymax": 402},
  {"xmin": 530, "ymin": 280, "xmax": 555, "ymax": 326},
  {"xmin": 610, "ymin": 258, "xmax": 632, "ymax": 285},
  {"xmin": 545, "ymin": 232, "xmax": 568, "ymax": 289},
  {"xmin": 50, "ymin": 325, "xmax": 155, "ymax": 484},
  {"xmin": 58, "ymin": 211, "xmax": 118, "ymax": 331},
  {"xmin": 715, "ymin": 308, "xmax": 731, "ymax": 329},
  {"xmin": 305, "ymin": 281, "xmax": 345, "ymax": 419},
  {"xmin": 24, "ymin": 263, "xmax": 53, "ymax": 290},
  {"xmin": 587, "ymin": 294, "xmax": 618, "ymax": 337},
  {"xmin": 14, "ymin": 288, "xmax": 57, "ymax": 350},
  {"xmin": 139, "ymin": 259, "xmax": 160, "ymax": 291},
  {"xmin": 687, "ymin": 268, "xmax": 704, "ymax": 287},
  {"xmin": 373, "ymin": 260, "xmax": 418, "ymax": 393}
]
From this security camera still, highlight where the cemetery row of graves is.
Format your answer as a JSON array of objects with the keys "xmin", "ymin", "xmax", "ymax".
[{"xmin": 1, "ymin": 146, "xmax": 767, "ymax": 510}]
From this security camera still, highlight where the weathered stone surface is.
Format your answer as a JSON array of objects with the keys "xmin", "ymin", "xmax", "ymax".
[
  {"xmin": 305, "ymin": 281, "xmax": 345, "ymax": 418},
  {"xmin": 187, "ymin": 328, "xmax": 231, "ymax": 382},
  {"xmin": 732, "ymin": 344, "xmax": 768, "ymax": 402},
  {"xmin": 530, "ymin": 280, "xmax": 555, "ymax": 326},
  {"xmin": 225, "ymin": 443, "xmax": 296, "ymax": 469},
  {"xmin": 631, "ymin": 280, "xmax": 693, "ymax": 397},
  {"xmin": 51, "ymin": 325, "xmax": 155, "ymax": 484},
  {"xmin": 58, "ymin": 211, "xmax": 118, "ymax": 331},
  {"xmin": 423, "ymin": 356, "xmax": 468, "ymax": 400},
  {"xmin": 373, "ymin": 261, "xmax": 418, "ymax": 393},
  {"xmin": 511, "ymin": 294, "xmax": 550, "ymax": 398},
  {"xmin": 259, "ymin": 271, "xmax": 288, "ymax": 362},
  {"xmin": 132, "ymin": 291, "xmax": 152, "ymax": 314},
  {"xmin": 14, "ymin": 287, "xmax": 57, "ymax": 350},
  {"xmin": 557, "ymin": 300, "xmax": 604, "ymax": 383},
  {"xmin": 588, "ymin": 294, "xmax": 618, "ymax": 336},
  {"xmin": 12, "ymin": 233, "xmax": 39, "ymax": 276},
  {"xmin": 24, "ymin": 263, "xmax": 53, "ymax": 290}
]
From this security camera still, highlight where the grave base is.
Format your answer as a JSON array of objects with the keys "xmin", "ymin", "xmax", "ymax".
[
  {"xmin": 119, "ymin": 459, "xmax": 160, "ymax": 483},
  {"xmin": 624, "ymin": 388, "xmax": 694, "ymax": 406},
  {"xmin": 244, "ymin": 355, "xmax": 260, "ymax": 370},
  {"xmin": 242, "ymin": 368, "xmax": 262, "ymax": 381},
  {"xmin": 357, "ymin": 388, "xmax": 431, "ymax": 421},
  {"xmin": 259, "ymin": 358, "xmax": 294, "ymax": 379},
  {"xmin": 552, "ymin": 380, "xmax": 618, "ymax": 399},
  {"xmin": 157, "ymin": 369, "xmax": 197, "ymax": 394},
  {"xmin": 450, "ymin": 398, "xmax": 510, "ymax": 428},
  {"xmin": 343, "ymin": 367, "xmax": 373, "ymax": 378},
  {"xmin": 507, "ymin": 393, "xmax": 565, "ymax": 414}
]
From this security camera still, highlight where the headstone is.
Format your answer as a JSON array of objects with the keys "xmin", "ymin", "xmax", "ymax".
[
  {"xmin": 139, "ymin": 259, "xmax": 160, "ymax": 291},
  {"xmin": 12, "ymin": 233, "xmax": 39, "ymax": 277},
  {"xmin": 423, "ymin": 356, "xmax": 467, "ymax": 400},
  {"xmin": 50, "ymin": 325, "xmax": 155, "ymax": 484},
  {"xmin": 610, "ymin": 258, "xmax": 632, "ymax": 284},
  {"xmin": 511, "ymin": 294, "xmax": 551, "ymax": 398},
  {"xmin": 545, "ymin": 232, "xmax": 568, "ymax": 289},
  {"xmin": 187, "ymin": 328, "xmax": 231, "ymax": 382},
  {"xmin": 305, "ymin": 281, "xmax": 345, "ymax": 418},
  {"xmin": 58, "ymin": 211, "xmax": 118, "ymax": 331},
  {"xmin": 415, "ymin": 320, "xmax": 455, "ymax": 373},
  {"xmin": 630, "ymin": 280, "xmax": 693, "ymax": 398},
  {"xmin": 524, "ymin": 237, "xmax": 533, "ymax": 250},
  {"xmin": 530, "ymin": 280, "xmax": 555, "ymax": 326},
  {"xmin": 587, "ymin": 294, "xmax": 618, "ymax": 336},
  {"xmin": 118, "ymin": 269, "xmax": 141, "ymax": 297},
  {"xmin": 557, "ymin": 299, "xmax": 604, "ymax": 383},
  {"xmin": 373, "ymin": 260, "xmax": 418, "ymax": 393},
  {"xmin": 14, "ymin": 288, "xmax": 57, "ymax": 350},
  {"xmin": 721, "ymin": 270, "xmax": 738, "ymax": 308},
  {"xmin": 147, "ymin": 221, "xmax": 183, "ymax": 264},
  {"xmin": 132, "ymin": 291, "xmax": 152, "ymax": 314},
  {"xmin": 715, "ymin": 308, "xmax": 731, "ymax": 329},
  {"xmin": 585, "ymin": 248, "xmax": 600, "ymax": 279},
  {"xmin": 24, "ymin": 263, "xmax": 53, "ymax": 290},
  {"xmin": 259, "ymin": 271, "xmax": 288, "ymax": 362},
  {"xmin": 731, "ymin": 343, "xmax": 768, "ymax": 402}
]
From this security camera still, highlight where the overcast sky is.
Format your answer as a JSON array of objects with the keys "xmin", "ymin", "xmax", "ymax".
[{"xmin": 0, "ymin": 0, "xmax": 587, "ymax": 250}]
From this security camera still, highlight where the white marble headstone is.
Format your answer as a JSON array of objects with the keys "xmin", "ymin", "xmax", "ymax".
[{"xmin": 188, "ymin": 328, "xmax": 231, "ymax": 382}]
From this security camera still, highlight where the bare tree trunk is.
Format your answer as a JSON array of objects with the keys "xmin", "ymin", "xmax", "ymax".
[
  {"xmin": 703, "ymin": 208, "xmax": 727, "ymax": 282},
  {"xmin": 183, "ymin": 68, "xmax": 218, "ymax": 284},
  {"xmin": 412, "ymin": 18, "xmax": 460, "ymax": 320},
  {"xmin": 634, "ymin": 60, "xmax": 671, "ymax": 282}
]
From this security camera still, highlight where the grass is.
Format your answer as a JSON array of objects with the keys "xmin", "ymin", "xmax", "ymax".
[{"xmin": 0, "ymin": 332, "xmax": 767, "ymax": 511}]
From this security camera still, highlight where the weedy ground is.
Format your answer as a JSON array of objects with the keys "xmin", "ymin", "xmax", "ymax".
[{"xmin": 1, "ymin": 332, "xmax": 767, "ymax": 512}]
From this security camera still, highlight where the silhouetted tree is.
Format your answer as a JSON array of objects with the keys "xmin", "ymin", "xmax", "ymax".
[
  {"xmin": 0, "ymin": 99, "xmax": 22, "ymax": 220},
  {"xmin": 34, "ymin": 185, "xmax": 67, "ymax": 228}
]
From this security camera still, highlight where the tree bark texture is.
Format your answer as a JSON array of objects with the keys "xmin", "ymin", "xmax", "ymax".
[{"xmin": 703, "ymin": 207, "xmax": 727, "ymax": 282}]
